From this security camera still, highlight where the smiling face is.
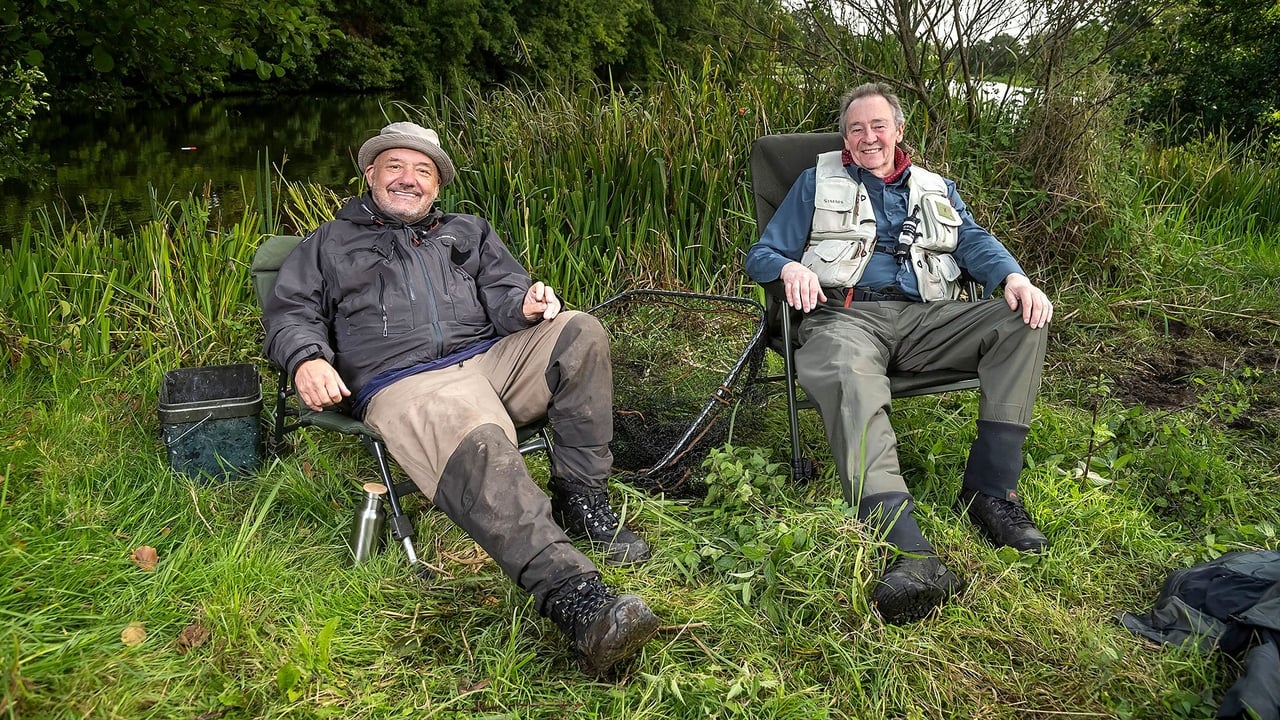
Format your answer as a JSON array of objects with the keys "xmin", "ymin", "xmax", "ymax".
[
  {"xmin": 842, "ymin": 94, "xmax": 904, "ymax": 179},
  {"xmin": 364, "ymin": 148, "xmax": 440, "ymax": 223}
]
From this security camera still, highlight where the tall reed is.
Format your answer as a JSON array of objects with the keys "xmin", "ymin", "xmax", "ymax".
[
  {"xmin": 20, "ymin": 64, "xmax": 1274, "ymax": 374},
  {"xmin": 282, "ymin": 64, "xmax": 835, "ymax": 306},
  {"xmin": 5, "ymin": 65, "xmax": 838, "ymax": 373},
  {"xmin": 1, "ymin": 195, "xmax": 263, "ymax": 375}
]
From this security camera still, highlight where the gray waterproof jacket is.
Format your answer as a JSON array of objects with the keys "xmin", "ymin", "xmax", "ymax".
[{"xmin": 262, "ymin": 194, "xmax": 536, "ymax": 394}]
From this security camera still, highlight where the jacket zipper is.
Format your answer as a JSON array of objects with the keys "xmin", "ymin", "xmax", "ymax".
[
  {"xmin": 403, "ymin": 229, "xmax": 445, "ymax": 357},
  {"xmin": 391, "ymin": 239, "xmax": 416, "ymax": 303},
  {"xmin": 378, "ymin": 273, "xmax": 388, "ymax": 337}
]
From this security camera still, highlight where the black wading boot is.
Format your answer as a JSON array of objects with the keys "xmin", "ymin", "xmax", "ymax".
[
  {"xmin": 551, "ymin": 491, "xmax": 652, "ymax": 566},
  {"xmin": 545, "ymin": 576, "xmax": 660, "ymax": 675},
  {"xmin": 871, "ymin": 554, "xmax": 963, "ymax": 625},
  {"xmin": 960, "ymin": 420, "xmax": 1049, "ymax": 553},
  {"xmin": 957, "ymin": 488, "xmax": 1049, "ymax": 553}
]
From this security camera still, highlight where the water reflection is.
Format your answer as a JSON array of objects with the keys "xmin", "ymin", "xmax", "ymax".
[{"xmin": 1, "ymin": 94, "xmax": 411, "ymax": 239}]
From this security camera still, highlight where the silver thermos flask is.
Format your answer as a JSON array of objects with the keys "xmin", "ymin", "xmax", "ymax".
[{"xmin": 348, "ymin": 482, "xmax": 388, "ymax": 563}]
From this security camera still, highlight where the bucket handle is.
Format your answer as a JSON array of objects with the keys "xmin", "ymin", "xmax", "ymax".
[{"xmin": 165, "ymin": 412, "xmax": 214, "ymax": 446}]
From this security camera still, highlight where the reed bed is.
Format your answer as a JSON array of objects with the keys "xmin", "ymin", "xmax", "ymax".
[{"xmin": 280, "ymin": 69, "xmax": 836, "ymax": 306}]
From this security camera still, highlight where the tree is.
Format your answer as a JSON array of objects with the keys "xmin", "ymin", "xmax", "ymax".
[
  {"xmin": 967, "ymin": 33, "xmax": 1026, "ymax": 78},
  {"xmin": 0, "ymin": 62, "xmax": 48, "ymax": 177},
  {"xmin": 0, "ymin": 0, "xmax": 334, "ymax": 106},
  {"xmin": 1115, "ymin": 0, "xmax": 1280, "ymax": 141}
]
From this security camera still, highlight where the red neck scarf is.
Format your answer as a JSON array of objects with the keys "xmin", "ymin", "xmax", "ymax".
[{"xmin": 842, "ymin": 146, "xmax": 912, "ymax": 183}]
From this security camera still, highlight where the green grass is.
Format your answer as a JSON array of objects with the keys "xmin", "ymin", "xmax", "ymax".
[
  {"xmin": 3, "ymin": 69, "xmax": 1280, "ymax": 719},
  {"xmin": 2, "ymin": 361, "xmax": 1271, "ymax": 719}
]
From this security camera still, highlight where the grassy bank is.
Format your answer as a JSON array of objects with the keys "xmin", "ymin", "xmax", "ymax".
[{"xmin": 2, "ymin": 76, "xmax": 1279, "ymax": 718}]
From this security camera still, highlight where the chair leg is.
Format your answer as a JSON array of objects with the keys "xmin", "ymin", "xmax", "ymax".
[
  {"xmin": 365, "ymin": 437, "xmax": 419, "ymax": 566},
  {"xmin": 520, "ymin": 425, "xmax": 552, "ymax": 456},
  {"xmin": 780, "ymin": 308, "xmax": 816, "ymax": 482},
  {"xmin": 269, "ymin": 371, "xmax": 291, "ymax": 456}
]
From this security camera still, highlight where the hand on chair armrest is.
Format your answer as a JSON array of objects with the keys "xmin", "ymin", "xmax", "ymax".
[
  {"xmin": 295, "ymin": 358, "xmax": 351, "ymax": 412},
  {"xmin": 759, "ymin": 279, "xmax": 806, "ymax": 351}
]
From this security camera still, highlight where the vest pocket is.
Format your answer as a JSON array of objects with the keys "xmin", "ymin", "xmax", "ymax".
[
  {"xmin": 803, "ymin": 237, "xmax": 873, "ymax": 287},
  {"xmin": 812, "ymin": 178, "xmax": 860, "ymax": 234},
  {"xmin": 914, "ymin": 251, "xmax": 962, "ymax": 301},
  {"xmin": 916, "ymin": 193, "xmax": 961, "ymax": 251}
]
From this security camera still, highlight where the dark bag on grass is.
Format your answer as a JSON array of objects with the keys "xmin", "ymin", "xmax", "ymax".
[{"xmin": 1120, "ymin": 550, "xmax": 1280, "ymax": 720}]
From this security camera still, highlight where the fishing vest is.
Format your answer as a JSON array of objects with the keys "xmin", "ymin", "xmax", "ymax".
[{"xmin": 802, "ymin": 151, "xmax": 964, "ymax": 301}]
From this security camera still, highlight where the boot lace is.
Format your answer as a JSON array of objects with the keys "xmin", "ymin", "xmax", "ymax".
[
  {"xmin": 983, "ymin": 494, "xmax": 1035, "ymax": 529},
  {"xmin": 547, "ymin": 576, "xmax": 614, "ymax": 636},
  {"xmin": 561, "ymin": 493, "xmax": 622, "ymax": 536}
]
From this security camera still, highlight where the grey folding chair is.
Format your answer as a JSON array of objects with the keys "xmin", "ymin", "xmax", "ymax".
[{"xmin": 748, "ymin": 133, "xmax": 980, "ymax": 481}]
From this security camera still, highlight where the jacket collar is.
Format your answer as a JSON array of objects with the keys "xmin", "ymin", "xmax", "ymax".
[{"xmin": 340, "ymin": 192, "xmax": 443, "ymax": 230}]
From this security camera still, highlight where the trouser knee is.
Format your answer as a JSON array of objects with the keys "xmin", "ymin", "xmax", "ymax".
[
  {"xmin": 545, "ymin": 312, "xmax": 614, "ymax": 491},
  {"xmin": 978, "ymin": 316, "xmax": 1047, "ymax": 426},
  {"xmin": 545, "ymin": 312, "xmax": 612, "ymax": 446}
]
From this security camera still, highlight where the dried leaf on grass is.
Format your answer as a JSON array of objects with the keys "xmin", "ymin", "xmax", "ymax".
[
  {"xmin": 176, "ymin": 622, "xmax": 211, "ymax": 653},
  {"xmin": 130, "ymin": 545, "xmax": 158, "ymax": 571},
  {"xmin": 441, "ymin": 543, "xmax": 492, "ymax": 571},
  {"xmin": 121, "ymin": 622, "xmax": 147, "ymax": 646}
]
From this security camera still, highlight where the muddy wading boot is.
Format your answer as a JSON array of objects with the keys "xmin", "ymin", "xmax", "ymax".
[
  {"xmin": 545, "ymin": 575, "xmax": 660, "ymax": 675},
  {"xmin": 551, "ymin": 490, "xmax": 652, "ymax": 566},
  {"xmin": 958, "ymin": 420, "xmax": 1048, "ymax": 553}
]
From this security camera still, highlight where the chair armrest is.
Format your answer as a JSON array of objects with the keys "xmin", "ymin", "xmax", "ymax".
[
  {"xmin": 760, "ymin": 280, "xmax": 787, "ymax": 300},
  {"xmin": 758, "ymin": 280, "xmax": 802, "ymax": 352}
]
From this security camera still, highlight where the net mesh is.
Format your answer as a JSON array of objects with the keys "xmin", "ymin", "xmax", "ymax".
[{"xmin": 589, "ymin": 290, "xmax": 769, "ymax": 498}]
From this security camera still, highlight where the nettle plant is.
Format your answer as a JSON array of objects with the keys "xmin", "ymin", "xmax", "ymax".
[
  {"xmin": 669, "ymin": 444, "xmax": 875, "ymax": 624},
  {"xmin": 701, "ymin": 444, "xmax": 788, "ymax": 514}
]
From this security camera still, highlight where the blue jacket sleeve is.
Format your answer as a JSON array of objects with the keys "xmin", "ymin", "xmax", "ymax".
[
  {"xmin": 945, "ymin": 180, "xmax": 1024, "ymax": 295},
  {"xmin": 745, "ymin": 168, "xmax": 818, "ymax": 283}
]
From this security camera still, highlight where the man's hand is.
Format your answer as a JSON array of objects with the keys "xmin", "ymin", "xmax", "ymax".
[
  {"xmin": 780, "ymin": 261, "xmax": 827, "ymax": 313},
  {"xmin": 294, "ymin": 357, "xmax": 350, "ymax": 412},
  {"xmin": 523, "ymin": 281, "xmax": 561, "ymax": 321},
  {"xmin": 1003, "ymin": 273, "xmax": 1053, "ymax": 329}
]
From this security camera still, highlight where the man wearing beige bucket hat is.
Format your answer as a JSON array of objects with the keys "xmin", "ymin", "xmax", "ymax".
[{"xmin": 263, "ymin": 121, "xmax": 659, "ymax": 674}]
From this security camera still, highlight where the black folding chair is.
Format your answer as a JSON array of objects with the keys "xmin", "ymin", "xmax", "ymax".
[
  {"xmin": 250, "ymin": 235, "xmax": 549, "ymax": 567},
  {"xmin": 748, "ymin": 133, "xmax": 980, "ymax": 481}
]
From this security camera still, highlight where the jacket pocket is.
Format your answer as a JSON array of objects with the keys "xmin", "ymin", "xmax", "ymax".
[
  {"xmin": 331, "ymin": 252, "xmax": 416, "ymax": 337},
  {"xmin": 445, "ymin": 265, "xmax": 487, "ymax": 324}
]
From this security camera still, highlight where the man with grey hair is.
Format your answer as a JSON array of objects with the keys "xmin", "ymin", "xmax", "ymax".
[
  {"xmin": 263, "ymin": 121, "xmax": 659, "ymax": 673},
  {"xmin": 746, "ymin": 83, "xmax": 1053, "ymax": 624}
]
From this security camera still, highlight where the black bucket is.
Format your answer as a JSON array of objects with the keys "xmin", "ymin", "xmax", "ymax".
[{"xmin": 159, "ymin": 364, "xmax": 263, "ymax": 481}]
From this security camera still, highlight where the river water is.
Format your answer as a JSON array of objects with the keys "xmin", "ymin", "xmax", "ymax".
[{"xmin": 1, "ymin": 94, "xmax": 413, "ymax": 240}]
